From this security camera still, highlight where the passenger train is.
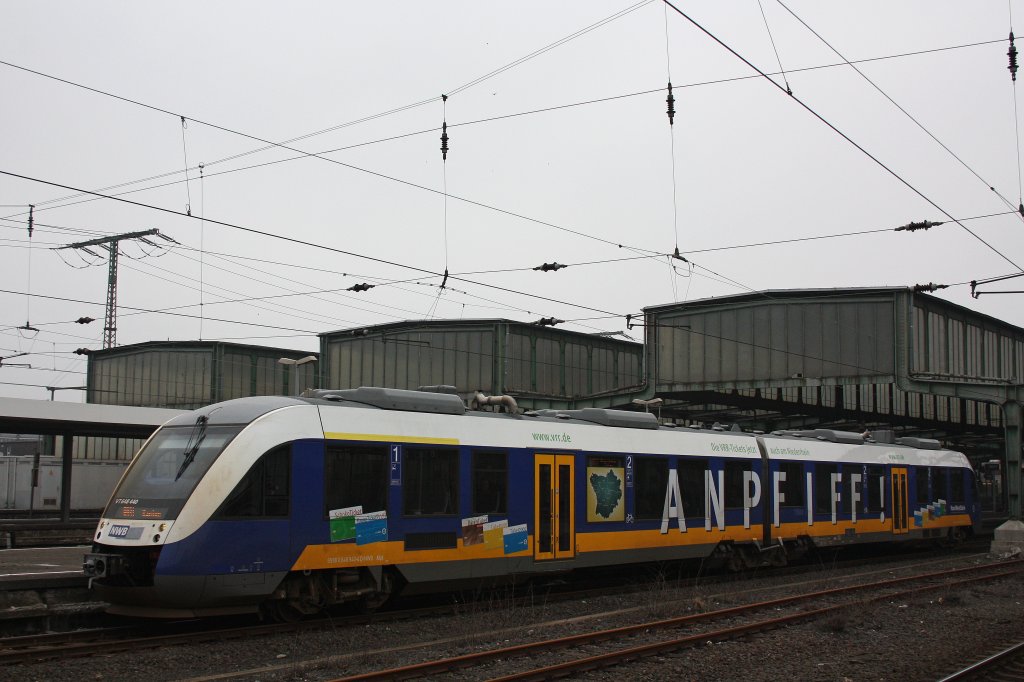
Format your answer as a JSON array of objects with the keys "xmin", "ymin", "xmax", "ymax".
[{"xmin": 83, "ymin": 386, "xmax": 981, "ymax": 618}]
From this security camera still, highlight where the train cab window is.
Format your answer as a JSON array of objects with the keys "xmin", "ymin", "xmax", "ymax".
[
  {"xmin": 950, "ymin": 468, "xmax": 966, "ymax": 504},
  {"xmin": 916, "ymin": 466, "xmax": 932, "ymax": 504},
  {"xmin": 814, "ymin": 463, "xmax": 839, "ymax": 514},
  {"xmin": 404, "ymin": 447, "xmax": 458, "ymax": 516},
  {"xmin": 324, "ymin": 444, "xmax": 389, "ymax": 517},
  {"xmin": 471, "ymin": 450, "xmax": 507, "ymax": 515},
  {"xmin": 635, "ymin": 457, "xmax": 669, "ymax": 520},
  {"xmin": 217, "ymin": 445, "xmax": 291, "ymax": 518},
  {"xmin": 724, "ymin": 460, "xmax": 748, "ymax": 509},
  {"xmin": 778, "ymin": 461, "xmax": 804, "ymax": 507},
  {"xmin": 866, "ymin": 466, "xmax": 885, "ymax": 512},
  {"xmin": 677, "ymin": 458, "xmax": 707, "ymax": 519}
]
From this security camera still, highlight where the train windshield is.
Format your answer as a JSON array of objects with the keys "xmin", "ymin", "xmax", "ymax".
[{"xmin": 104, "ymin": 423, "xmax": 242, "ymax": 521}]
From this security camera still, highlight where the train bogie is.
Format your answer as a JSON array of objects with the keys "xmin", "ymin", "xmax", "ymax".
[{"xmin": 84, "ymin": 388, "xmax": 980, "ymax": 618}]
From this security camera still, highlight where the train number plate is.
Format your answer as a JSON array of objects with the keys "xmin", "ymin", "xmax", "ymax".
[{"xmin": 108, "ymin": 524, "xmax": 131, "ymax": 538}]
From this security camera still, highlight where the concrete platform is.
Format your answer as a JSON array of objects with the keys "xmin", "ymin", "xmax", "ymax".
[
  {"xmin": 0, "ymin": 545, "xmax": 102, "ymax": 634},
  {"xmin": 0, "ymin": 545, "xmax": 89, "ymax": 589}
]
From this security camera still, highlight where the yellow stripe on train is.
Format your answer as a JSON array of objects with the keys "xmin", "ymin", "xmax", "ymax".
[
  {"xmin": 324, "ymin": 431, "xmax": 460, "ymax": 445},
  {"xmin": 290, "ymin": 513, "xmax": 973, "ymax": 571}
]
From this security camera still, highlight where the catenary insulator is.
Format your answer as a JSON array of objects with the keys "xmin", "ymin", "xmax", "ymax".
[
  {"xmin": 440, "ymin": 121, "xmax": 449, "ymax": 161},
  {"xmin": 666, "ymin": 82, "xmax": 676, "ymax": 125},
  {"xmin": 533, "ymin": 262, "xmax": 567, "ymax": 272},
  {"xmin": 913, "ymin": 282, "xmax": 948, "ymax": 293},
  {"xmin": 534, "ymin": 317, "xmax": 564, "ymax": 327},
  {"xmin": 1010, "ymin": 32, "xmax": 1019, "ymax": 82},
  {"xmin": 347, "ymin": 283, "xmax": 375, "ymax": 293},
  {"xmin": 895, "ymin": 220, "xmax": 944, "ymax": 232}
]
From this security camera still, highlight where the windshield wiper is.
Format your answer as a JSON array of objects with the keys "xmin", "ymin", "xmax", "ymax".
[{"xmin": 175, "ymin": 414, "xmax": 209, "ymax": 481}]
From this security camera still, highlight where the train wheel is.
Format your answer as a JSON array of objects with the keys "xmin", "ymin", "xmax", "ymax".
[
  {"xmin": 265, "ymin": 599, "xmax": 305, "ymax": 623},
  {"xmin": 946, "ymin": 527, "xmax": 968, "ymax": 546},
  {"xmin": 264, "ymin": 573, "xmax": 327, "ymax": 621},
  {"xmin": 359, "ymin": 568, "xmax": 396, "ymax": 613}
]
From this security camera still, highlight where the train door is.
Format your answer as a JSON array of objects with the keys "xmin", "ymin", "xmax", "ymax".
[
  {"xmin": 534, "ymin": 454, "xmax": 575, "ymax": 561},
  {"xmin": 891, "ymin": 467, "xmax": 909, "ymax": 534}
]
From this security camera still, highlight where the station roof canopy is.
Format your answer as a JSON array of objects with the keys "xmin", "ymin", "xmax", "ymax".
[{"xmin": 0, "ymin": 397, "xmax": 185, "ymax": 438}]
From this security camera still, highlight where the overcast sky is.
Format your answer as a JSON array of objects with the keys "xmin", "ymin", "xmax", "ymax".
[{"xmin": 2, "ymin": 1, "xmax": 1023, "ymax": 401}]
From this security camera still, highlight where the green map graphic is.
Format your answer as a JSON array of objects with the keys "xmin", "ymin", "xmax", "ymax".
[{"xmin": 589, "ymin": 469, "xmax": 623, "ymax": 519}]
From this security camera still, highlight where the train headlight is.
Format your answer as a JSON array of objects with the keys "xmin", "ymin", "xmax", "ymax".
[
  {"xmin": 152, "ymin": 534, "xmax": 161, "ymax": 543},
  {"xmin": 158, "ymin": 523, "xmax": 167, "ymax": 532}
]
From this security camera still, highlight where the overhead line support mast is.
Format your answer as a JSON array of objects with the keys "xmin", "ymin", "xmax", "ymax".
[{"xmin": 58, "ymin": 228, "xmax": 166, "ymax": 349}]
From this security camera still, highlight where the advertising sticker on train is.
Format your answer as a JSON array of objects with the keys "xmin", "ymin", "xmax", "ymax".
[
  {"xmin": 355, "ymin": 510, "xmax": 388, "ymax": 545},
  {"xmin": 462, "ymin": 515, "xmax": 487, "ymax": 546},
  {"xmin": 502, "ymin": 523, "xmax": 528, "ymax": 554},
  {"xmin": 483, "ymin": 519, "xmax": 507, "ymax": 550},
  {"xmin": 329, "ymin": 506, "xmax": 362, "ymax": 542},
  {"xmin": 586, "ymin": 465, "xmax": 624, "ymax": 522}
]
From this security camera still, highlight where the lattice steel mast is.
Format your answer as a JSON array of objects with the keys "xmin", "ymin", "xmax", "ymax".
[{"xmin": 59, "ymin": 229, "xmax": 163, "ymax": 348}]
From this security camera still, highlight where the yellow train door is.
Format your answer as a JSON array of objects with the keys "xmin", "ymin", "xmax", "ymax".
[
  {"xmin": 891, "ymin": 467, "xmax": 909, "ymax": 535},
  {"xmin": 534, "ymin": 454, "xmax": 575, "ymax": 561}
]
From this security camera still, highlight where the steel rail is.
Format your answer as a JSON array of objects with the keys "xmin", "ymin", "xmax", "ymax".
[
  {"xmin": 936, "ymin": 640, "xmax": 1024, "ymax": 681},
  {"xmin": 330, "ymin": 560, "xmax": 1023, "ymax": 681},
  {"xmin": 489, "ymin": 569, "xmax": 1022, "ymax": 681}
]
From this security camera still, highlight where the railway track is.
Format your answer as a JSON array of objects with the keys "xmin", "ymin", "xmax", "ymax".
[
  {"xmin": 325, "ymin": 559, "xmax": 1024, "ymax": 681},
  {"xmin": 938, "ymin": 640, "xmax": 1024, "ymax": 681},
  {"xmin": 0, "ymin": 544, "xmax": 997, "ymax": 670}
]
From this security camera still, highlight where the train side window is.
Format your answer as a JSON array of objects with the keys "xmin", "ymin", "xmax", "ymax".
[
  {"xmin": 217, "ymin": 445, "xmax": 291, "ymax": 518},
  {"xmin": 779, "ymin": 461, "xmax": 804, "ymax": 507},
  {"xmin": 950, "ymin": 468, "xmax": 965, "ymax": 504},
  {"xmin": 324, "ymin": 444, "xmax": 389, "ymax": 517},
  {"xmin": 404, "ymin": 447, "xmax": 458, "ymax": 516},
  {"xmin": 677, "ymin": 458, "xmax": 706, "ymax": 519},
  {"xmin": 471, "ymin": 450, "xmax": 507, "ymax": 515},
  {"xmin": 916, "ymin": 466, "xmax": 931, "ymax": 504},
  {"xmin": 814, "ymin": 463, "xmax": 838, "ymax": 514},
  {"xmin": 635, "ymin": 457, "xmax": 669, "ymax": 520},
  {"xmin": 724, "ymin": 460, "xmax": 747, "ymax": 509},
  {"xmin": 866, "ymin": 466, "xmax": 885, "ymax": 512}
]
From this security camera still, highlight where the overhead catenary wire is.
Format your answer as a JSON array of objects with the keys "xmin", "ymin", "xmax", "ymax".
[
  {"xmin": 2, "ymin": 202, "xmax": 1014, "ymax": 346},
  {"xmin": 662, "ymin": 0, "xmax": 1024, "ymax": 274},
  {"xmin": 0, "ymin": 1, "xmax": 653, "ymax": 218},
  {"xmin": 0, "ymin": 221, "xmax": 551, "ymax": 323},
  {"xmin": 199, "ymin": 162, "xmax": 206, "ymax": 341},
  {"xmin": 2, "ymin": 207, "xmax": 1014, "ymax": 342},
  {"xmin": 758, "ymin": 0, "xmax": 792, "ymax": 94},
  {"xmin": 0, "ymin": 37, "xmax": 1003, "ymax": 259},
  {"xmin": 23, "ymin": 205, "xmax": 34, "ymax": 330},
  {"xmin": 775, "ymin": 0, "xmax": 1024, "ymax": 220},
  {"xmin": 0, "ymin": 169, "xmax": 625, "ymax": 318},
  {"xmin": 2, "ymin": 35, "xmax": 1007, "ymax": 299},
  {"xmin": 662, "ymin": 1, "xmax": 684, "ymax": 301}
]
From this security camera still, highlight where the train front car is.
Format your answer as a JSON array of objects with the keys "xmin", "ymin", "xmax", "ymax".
[{"xmin": 84, "ymin": 396, "xmax": 319, "ymax": 618}]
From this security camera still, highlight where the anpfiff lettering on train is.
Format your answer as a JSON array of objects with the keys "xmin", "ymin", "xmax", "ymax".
[{"xmin": 661, "ymin": 468, "xmax": 870, "ymax": 533}]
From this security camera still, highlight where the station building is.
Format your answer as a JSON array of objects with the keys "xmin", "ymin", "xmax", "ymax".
[{"xmin": 84, "ymin": 340, "xmax": 319, "ymax": 409}]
